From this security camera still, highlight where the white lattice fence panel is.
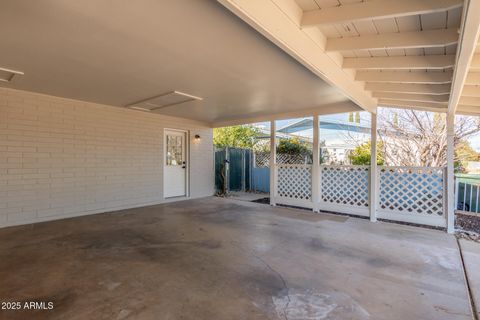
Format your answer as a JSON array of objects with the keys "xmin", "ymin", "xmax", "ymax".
[
  {"xmin": 255, "ymin": 152, "xmax": 311, "ymax": 167},
  {"xmin": 321, "ymin": 165, "xmax": 369, "ymax": 207},
  {"xmin": 379, "ymin": 167, "xmax": 444, "ymax": 217},
  {"xmin": 255, "ymin": 152, "xmax": 270, "ymax": 167},
  {"xmin": 276, "ymin": 164, "xmax": 312, "ymax": 201}
]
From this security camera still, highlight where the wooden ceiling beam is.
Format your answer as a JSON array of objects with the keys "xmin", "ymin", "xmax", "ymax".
[
  {"xmin": 301, "ymin": 0, "xmax": 462, "ymax": 27},
  {"xmin": 465, "ymin": 72, "xmax": 480, "ymax": 85},
  {"xmin": 372, "ymin": 92, "xmax": 450, "ymax": 103},
  {"xmin": 356, "ymin": 70, "xmax": 453, "ymax": 84},
  {"xmin": 457, "ymin": 104, "xmax": 480, "ymax": 115},
  {"xmin": 462, "ymin": 85, "xmax": 480, "ymax": 97},
  {"xmin": 365, "ymin": 82, "xmax": 452, "ymax": 94},
  {"xmin": 344, "ymin": 55, "xmax": 456, "ymax": 70},
  {"xmin": 448, "ymin": 0, "xmax": 480, "ymax": 114},
  {"xmin": 459, "ymin": 96, "xmax": 480, "ymax": 106},
  {"xmin": 378, "ymin": 99, "xmax": 448, "ymax": 112},
  {"xmin": 326, "ymin": 28, "xmax": 459, "ymax": 52},
  {"xmin": 471, "ymin": 54, "xmax": 480, "ymax": 70}
]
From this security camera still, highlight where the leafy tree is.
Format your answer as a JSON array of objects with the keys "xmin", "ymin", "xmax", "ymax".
[
  {"xmin": 348, "ymin": 141, "xmax": 385, "ymax": 165},
  {"xmin": 455, "ymin": 141, "xmax": 480, "ymax": 172},
  {"xmin": 277, "ymin": 137, "xmax": 311, "ymax": 155},
  {"xmin": 213, "ymin": 125, "xmax": 261, "ymax": 148},
  {"xmin": 275, "ymin": 137, "xmax": 313, "ymax": 164}
]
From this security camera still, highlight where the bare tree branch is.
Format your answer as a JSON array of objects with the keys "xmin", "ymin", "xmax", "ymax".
[{"xmin": 375, "ymin": 109, "xmax": 480, "ymax": 167}]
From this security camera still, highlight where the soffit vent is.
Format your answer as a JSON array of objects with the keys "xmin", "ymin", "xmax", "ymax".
[
  {"xmin": 126, "ymin": 91, "xmax": 203, "ymax": 111},
  {"xmin": 0, "ymin": 67, "xmax": 24, "ymax": 83}
]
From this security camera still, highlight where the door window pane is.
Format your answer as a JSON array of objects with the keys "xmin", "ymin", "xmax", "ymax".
[{"xmin": 166, "ymin": 134, "xmax": 183, "ymax": 166}]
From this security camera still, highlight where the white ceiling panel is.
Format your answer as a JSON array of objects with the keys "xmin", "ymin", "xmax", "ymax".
[{"xmin": 0, "ymin": 0, "xmax": 353, "ymax": 124}]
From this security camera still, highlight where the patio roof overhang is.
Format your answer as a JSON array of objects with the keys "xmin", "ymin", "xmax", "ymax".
[
  {"xmin": 1, "ymin": 1, "xmax": 479, "ymax": 126},
  {"xmin": 449, "ymin": 0, "xmax": 480, "ymax": 116},
  {"xmin": 0, "ymin": 0, "xmax": 364, "ymax": 127},
  {"xmin": 219, "ymin": 0, "xmax": 480, "ymax": 119}
]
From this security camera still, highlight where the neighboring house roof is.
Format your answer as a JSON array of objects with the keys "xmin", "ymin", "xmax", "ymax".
[{"xmin": 276, "ymin": 118, "xmax": 371, "ymax": 134}]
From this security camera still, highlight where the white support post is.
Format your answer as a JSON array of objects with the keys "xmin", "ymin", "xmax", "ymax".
[
  {"xmin": 269, "ymin": 121, "xmax": 277, "ymax": 206},
  {"xmin": 369, "ymin": 112, "xmax": 378, "ymax": 222},
  {"xmin": 446, "ymin": 113, "xmax": 455, "ymax": 233},
  {"xmin": 312, "ymin": 115, "xmax": 320, "ymax": 212}
]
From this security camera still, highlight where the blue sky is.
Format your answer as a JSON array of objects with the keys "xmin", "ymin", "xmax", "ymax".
[
  {"xmin": 254, "ymin": 112, "xmax": 370, "ymax": 148},
  {"xmin": 469, "ymin": 133, "xmax": 480, "ymax": 150}
]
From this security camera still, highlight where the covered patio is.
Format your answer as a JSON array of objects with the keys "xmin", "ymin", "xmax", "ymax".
[
  {"xmin": 1, "ymin": 0, "xmax": 480, "ymax": 319},
  {"xmin": 215, "ymin": 0, "xmax": 480, "ymax": 234}
]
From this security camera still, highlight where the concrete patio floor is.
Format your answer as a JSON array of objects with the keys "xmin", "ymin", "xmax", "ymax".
[
  {"xmin": 0, "ymin": 197, "xmax": 475, "ymax": 320},
  {"xmin": 459, "ymin": 239, "xmax": 480, "ymax": 319}
]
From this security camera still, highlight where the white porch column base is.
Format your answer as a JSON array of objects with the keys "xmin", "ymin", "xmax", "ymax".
[
  {"xmin": 269, "ymin": 120, "xmax": 277, "ymax": 206},
  {"xmin": 369, "ymin": 111, "xmax": 378, "ymax": 222}
]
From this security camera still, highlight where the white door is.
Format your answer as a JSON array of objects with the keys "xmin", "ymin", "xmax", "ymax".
[{"xmin": 164, "ymin": 130, "xmax": 187, "ymax": 198}]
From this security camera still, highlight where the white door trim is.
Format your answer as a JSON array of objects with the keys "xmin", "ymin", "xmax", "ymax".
[{"xmin": 163, "ymin": 128, "xmax": 190, "ymax": 199}]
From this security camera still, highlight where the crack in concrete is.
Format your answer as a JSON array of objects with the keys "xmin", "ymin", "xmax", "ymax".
[
  {"xmin": 230, "ymin": 241, "xmax": 291, "ymax": 320},
  {"xmin": 457, "ymin": 238, "xmax": 479, "ymax": 320},
  {"xmin": 254, "ymin": 254, "xmax": 291, "ymax": 320}
]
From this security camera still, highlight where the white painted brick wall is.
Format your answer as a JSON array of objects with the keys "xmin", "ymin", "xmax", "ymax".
[{"xmin": 0, "ymin": 88, "xmax": 214, "ymax": 228}]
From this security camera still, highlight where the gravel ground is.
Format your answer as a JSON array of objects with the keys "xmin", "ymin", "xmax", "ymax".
[{"xmin": 456, "ymin": 212, "xmax": 480, "ymax": 242}]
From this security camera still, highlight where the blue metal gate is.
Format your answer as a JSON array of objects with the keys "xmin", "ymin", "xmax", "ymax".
[{"xmin": 215, "ymin": 148, "xmax": 254, "ymax": 192}]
